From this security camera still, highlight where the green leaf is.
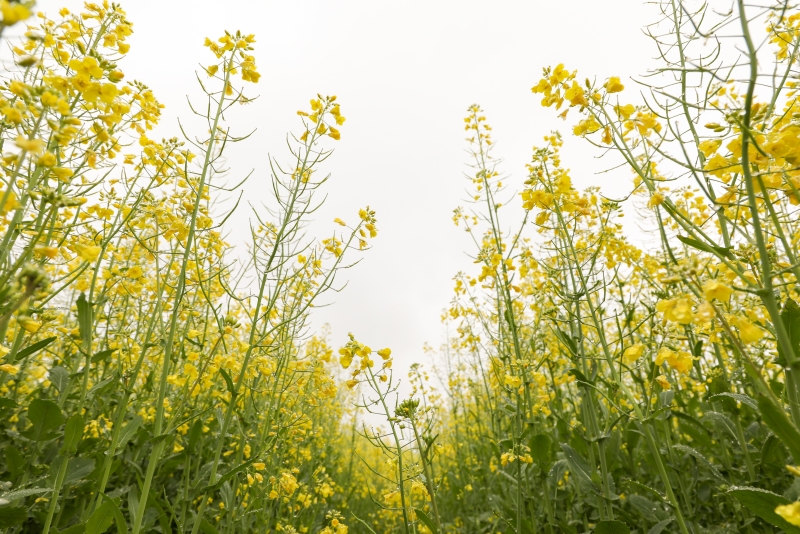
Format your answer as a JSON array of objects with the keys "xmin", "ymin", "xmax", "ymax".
[
  {"xmin": 757, "ymin": 394, "xmax": 800, "ymax": 462},
  {"xmin": 200, "ymin": 456, "xmax": 259, "ymax": 493},
  {"xmin": 188, "ymin": 419, "xmax": 203, "ymax": 449},
  {"xmin": 567, "ymin": 368, "xmax": 594, "ymax": 386},
  {"xmin": 13, "ymin": 336, "xmax": 56, "ymax": 362},
  {"xmin": 91, "ymin": 349, "xmax": 116, "ymax": 364},
  {"xmin": 88, "ymin": 376, "xmax": 117, "ymax": 397},
  {"xmin": 218, "ymin": 368, "xmax": 236, "ymax": 399},
  {"xmin": 646, "ymin": 519, "xmax": 672, "ymax": 534},
  {"xmin": 594, "ymin": 520, "xmax": 630, "ymax": 534},
  {"xmin": 197, "ymin": 518, "xmax": 219, "ymax": 534},
  {"xmin": 414, "ymin": 508, "xmax": 438, "ymax": 534},
  {"xmin": 676, "ymin": 235, "xmax": 733, "ymax": 259},
  {"xmin": 553, "ymin": 327, "xmax": 578, "ymax": 357},
  {"xmin": 0, "ymin": 487, "xmax": 48, "ymax": 501},
  {"xmin": 115, "ymin": 416, "xmax": 142, "ymax": 453},
  {"xmin": 627, "ymin": 494, "xmax": 660, "ymax": 522},
  {"xmin": 100, "ymin": 494, "xmax": 127, "ymax": 534},
  {"xmin": 560, "ymin": 444, "xmax": 597, "ymax": 490},
  {"xmin": 0, "ymin": 506, "xmax": 27, "ymax": 528},
  {"xmin": 60, "ymin": 524, "xmax": 86, "ymax": 534},
  {"xmin": 709, "ymin": 392, "xmax": 758, "ymax": 411},
  {"xmin": 62, "ymin": 414, "xmax": 84, "ymax": 454},
  {"xmin": 64, "ymin": 458, "xmax": 95, "ymax": 485},
  {"xmin": 728, "ymin": 486, "xmax": 800, "ymax": 533},
  {"xmin": 672, "ymin": 444, "xmax": 725, "ymax": 481},
  {"xmin": 779, "ymin": 298, "xmax": 800, "ymax": 366},
  {"xmin": 76, "ymin": 293, "xmax": 92, "ymax": 348},
  {"xmin": 86, "ymin": 500, "xmax": 115, "ymax": 534},
  {"xmin": 529, "ymin": 434, "xmax": 552, "ymax": 470},
  {"xmin": 0, "ymin": 398, "xmax": 16, "ymax": 411},
  {"xmin": 49, "ymin": 366, "xmax": 70, "ymax": 392},
  {"xmin": 23, "ymin": 399, "xmax": 64, "ymax": 441}
]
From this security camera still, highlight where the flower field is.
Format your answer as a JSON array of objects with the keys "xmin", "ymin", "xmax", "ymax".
[{"xmin": 1, "ymin": 1, "xmax": 800, "ymax": 533}]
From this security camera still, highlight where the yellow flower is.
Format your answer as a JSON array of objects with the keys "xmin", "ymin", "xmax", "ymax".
[
  {"xmin": 573, "ymin": 117, "xmax": 602, "ymax": 136},
  {"xmin": 279, "ymin": 472, "xmax": 298, "ymax": 495},
  {"xmin": 504, "ymin": 374, "xmax": 522, "ymax": 388},
  {"xmin": 703, "ymin": 280, "xmax": 733, "ymax": 302},
  {"xmin": 655, "ymin": 375, "xmax": 671, "ymax": 390},
  {"xmin": 775, "ymin": 502, "xmax": 800, "ymax": 527},
  {"xmin": 648, "ymin": 192, "xmax": 665, "ymax": 207},
  {"xmin": 0, "ymin": 364, "xmax": 19, "ymax": 374},
  {"xmin": 74, "ymin": 244, "xmax": 102, "ymax": 262},
  {"xmin": 655, "ymin": 347, "xmax": 672, "ymax": 366},
  {"xmin": 614, "ymin": 103, "xmax": 636, "ymax": 119},
  {"xmin": 0, "ymin": 189, "xmax": 19, "ymax": 215},
  {"xmin": 377, "ymin": 348, "xmax": 391, "ymax": 360},
  {"xmin": 663, "ymin": 350, "xmax": 693, "ymax": 375},
  {"xmin": 736, "ymin": 317, "xmax": 764, "ymax": 344},
  {"xmin": 656, "ymin": 297, "xmax": 694, "ymax": 324},
  {"xmin": 605, "ymin": 76, "xmax": 625, "ymax": 93},
  {"xmin": 17, "ymin": 316, "xmax": 41, "ymax": 333},
  {"xmin": 622, "ymin": 343, "xmax": 645, "ymax": 364},
  {"xmin": 126, "ymin": 266, "xmax": 143, "ymax": 279},
  {"xmin": 51, "ymin": 167, "xmax": 74, "ymax": 182},
  {"xmin": 334, "ymin": 218, "xmax": 346, "ymax": 226},
  {"xmin": 695, "ymin": 301, "xmax": 716, "ymax": 322},
  {"xmin": 339, "ymin": 348, "xmax": 353, "ymax": 369},
  {"xmin": 698, "ymin": 139, "xmax": 722, "ymax": 157},
  {"xmin": 0, "ymin": 1, "xmax": 31, "ymax": 25},
  {"xmin": 15, "ymin": 136, "xmax": 44, "ymax": 154},
  {"xmin": 564, "ymin": 81, "xmax": 588, "ymax": 107}
]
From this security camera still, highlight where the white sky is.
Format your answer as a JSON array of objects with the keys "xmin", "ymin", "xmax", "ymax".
[{"xmin": 32, "ymin": 0, "xmax": 656, "ymax": 380}]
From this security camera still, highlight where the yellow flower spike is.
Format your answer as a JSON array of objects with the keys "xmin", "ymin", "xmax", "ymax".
[{"xmin": 605, "ymin": 76, "xmax": 625, "ymax": 93}]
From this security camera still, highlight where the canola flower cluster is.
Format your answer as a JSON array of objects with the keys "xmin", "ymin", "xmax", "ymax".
[{"xmin": 3, "ymin": 1, "xmax": 800, "ymax": 534}]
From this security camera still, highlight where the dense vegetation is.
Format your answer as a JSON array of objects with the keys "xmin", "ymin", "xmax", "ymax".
[{"xmin": 1, "ymin": 1, "xmax": 800, "ymax": 533}]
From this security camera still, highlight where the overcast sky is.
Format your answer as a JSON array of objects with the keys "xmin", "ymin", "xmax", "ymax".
[{"xmin": 33, "ymin": 0, "xmax": 656, "ymax": 381}]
